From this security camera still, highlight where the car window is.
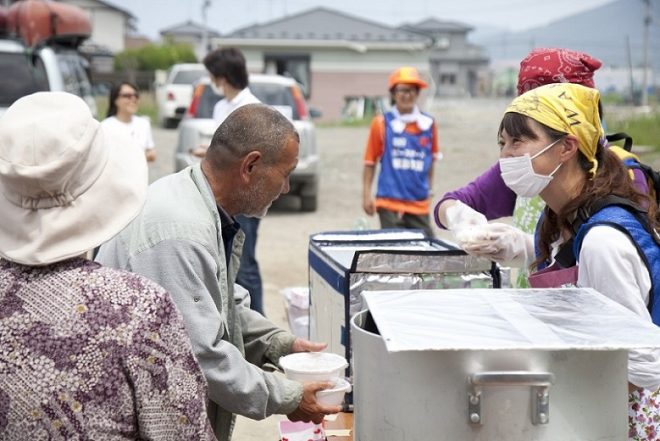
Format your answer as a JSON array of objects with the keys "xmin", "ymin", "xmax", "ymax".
[
  {"xmin": 173, "ymin": 70, "xmax": 206, "ymax": 85},
  {"xmin": 197, "ymin": 85, "xmax": 222, "ymax": 119},
  {"xmin": 57, "ymin": 55, "xmax": 81, "ymax": 96},
  {"xmin": 250, "ymin": 82, "xmax": 300, "ymax": 120},
  {"xmin": 70, "ymin": 56, "xmax": 93, "ymax": 97},
  {"xmin": 56, "ymin": 53, "xmax": 93, "ymax": 99},
  {"xmin": 194, "ymin": 81, "xmax": 303, "ymax": 121},
  {"xmin": 0, "ymin": 52, "xmax": 48, "ymax": 107}
]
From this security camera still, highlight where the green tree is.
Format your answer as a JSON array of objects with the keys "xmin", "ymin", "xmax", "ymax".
[{"xmin": 114, "ymin": 40, "xmax": 197, "ymax": 72}]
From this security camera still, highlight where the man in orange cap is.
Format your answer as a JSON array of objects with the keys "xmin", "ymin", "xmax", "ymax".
[{"xmin": 362, "ymin": 66, "xmax": 439, "ymax": 237}]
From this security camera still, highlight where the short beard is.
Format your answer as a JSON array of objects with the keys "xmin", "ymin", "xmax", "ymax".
[{"xmin": 234, "ymin": 174, "xmax": 270, "ymax": 218}]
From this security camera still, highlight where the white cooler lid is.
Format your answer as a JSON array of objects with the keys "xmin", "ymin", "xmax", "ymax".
[{"xmin": 362, "ymin": 288, "xmax": 660, "ymax": 352}]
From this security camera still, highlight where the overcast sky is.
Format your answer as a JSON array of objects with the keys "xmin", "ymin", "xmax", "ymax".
[{"xmin": 107, "ymin": 0, "xmax": 616, "ymax": 40}]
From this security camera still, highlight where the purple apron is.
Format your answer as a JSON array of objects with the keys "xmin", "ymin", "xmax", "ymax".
[{"xmin": 527, "ymin": 263, "xmax": 579, "ymax": 288}]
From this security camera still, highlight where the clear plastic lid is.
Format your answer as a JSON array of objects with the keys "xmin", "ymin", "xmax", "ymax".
[{"xmin": 362, "ymin": 288, "xmax": 660, "ymax": 352}]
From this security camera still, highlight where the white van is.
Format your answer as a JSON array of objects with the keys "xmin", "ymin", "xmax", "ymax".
[{"xmin": 0, "ymin": 39, "xmax": 96, "ymax": 117}]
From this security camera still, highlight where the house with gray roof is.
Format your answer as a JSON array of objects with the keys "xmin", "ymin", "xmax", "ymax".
[
  {"xmin": 212, "ymin": 7, "xmax": 433, "ymax": 121},
  {"xmin": 400, "ymin": 18, "xmax": 490, "ymax": 97},
  {"xmin": 160, "ymin": 20, "xmax": 221, "ymax": 61}
]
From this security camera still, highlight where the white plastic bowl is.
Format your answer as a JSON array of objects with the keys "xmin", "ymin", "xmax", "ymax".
[
  {"xmin": 316, "ymin": 377, "xmax": 352, "ymax": 406},
  {"xmin": 279, "ymin": 352, "xmax": 348, "ymax": 382}
]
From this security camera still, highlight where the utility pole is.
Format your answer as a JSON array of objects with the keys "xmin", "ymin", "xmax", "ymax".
[
  {"xmin": 641, "ymin": 0, "xmax": 651, "ymax": 107},
  {"xmin": 201, "ymin": 0, "xmax": 212, "ymax": 59},
  {"xmin": 627, "ymin": 35, "xmax": 636, "ymax": 104}
]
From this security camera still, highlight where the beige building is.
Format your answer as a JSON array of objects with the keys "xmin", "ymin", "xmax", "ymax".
[
  {"xmin": 401, "ymin": 19, "xmax": 489, "ymax": 97},
  {"xmin": 212, "ymin": 7, "xmax": 432, "ymax": 122},
  {"xmin": 56, "ymin": 0, "xmax": 135, "ymax": 53}
]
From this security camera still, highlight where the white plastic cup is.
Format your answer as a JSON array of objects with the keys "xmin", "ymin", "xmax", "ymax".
[
  {"xmin": 316, "ymin": 377, "xmax": 352, "ymax": 406},
  {"xmin": 279, "ymin": 352, "xmax": 348, "ymax": 382}
]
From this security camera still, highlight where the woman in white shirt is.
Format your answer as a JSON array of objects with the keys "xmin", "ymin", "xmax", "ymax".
[
  {"xmin": 102, "ymin": 81, "xmax": 156, "ymax": 162},
  {"xmin": 496, "ymin": 82, "xmax": 659, "ymax": 439}
]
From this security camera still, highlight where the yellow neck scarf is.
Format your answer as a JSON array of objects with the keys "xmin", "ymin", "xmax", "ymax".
[{"xmin": 505, "ymin": 83, "xmax": 604, "ymax": 176}]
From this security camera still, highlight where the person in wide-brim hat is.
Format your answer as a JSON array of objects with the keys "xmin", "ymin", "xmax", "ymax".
[
  {"xmin": 0, "ymin": 91, "xmax": 217, "ymax": 439},
  {"xmin": 0, "ymin": 91, "xmax": 147, "ymax": 264}
]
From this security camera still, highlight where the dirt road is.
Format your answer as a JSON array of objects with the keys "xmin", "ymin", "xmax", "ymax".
[{"xmin": 149, "ymin": 97, "xmax": 512, "ymax": 439}]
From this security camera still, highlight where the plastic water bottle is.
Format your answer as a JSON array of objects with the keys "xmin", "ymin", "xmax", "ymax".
[{"xmin": 353, "ymin": 217, "xmax": 370, "ymax": 231}]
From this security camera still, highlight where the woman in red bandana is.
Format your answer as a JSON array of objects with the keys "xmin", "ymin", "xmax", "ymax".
[{"xmin": 517, "ymin": 47, "xmax": 602, "ymax": 95}]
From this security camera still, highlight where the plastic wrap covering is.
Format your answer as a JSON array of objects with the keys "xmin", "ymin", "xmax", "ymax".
[
  {"xmin": 311, "ymin": 230, "xmax": 426, "ymax": 243},
  {"xmin": 349, "ymin": 272, "xmax": 495, "ymax": 320},
  {"xmin": 320, "ymin": 241, "xmax": 452, "ymax": 270},
  {"xmin": 352, "ymin": 249, "xmax": 492, "ymax": 273},
  {"xmin": 363, "ymin": 288, "xmax": 660, "ymax": 352}
]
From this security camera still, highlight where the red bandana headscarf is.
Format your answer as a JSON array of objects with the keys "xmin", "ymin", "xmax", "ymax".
[{"xmin": 517, "ymin": 48, "xmax": 602, "ymax": 96}]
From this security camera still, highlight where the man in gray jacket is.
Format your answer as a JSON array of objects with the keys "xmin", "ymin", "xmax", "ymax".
[{"xmin": 97, "ymin": 104, "xmax": 341, "ymax": 441}]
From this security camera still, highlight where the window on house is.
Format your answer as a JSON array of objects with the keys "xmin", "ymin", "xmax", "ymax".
[
  {"xmin": 263, "ymin": 54, "xmax": 311, "ymax": 97},
  {"xmin": 439, "ymin": 73, "xmax": 456, "ymax": 85}
]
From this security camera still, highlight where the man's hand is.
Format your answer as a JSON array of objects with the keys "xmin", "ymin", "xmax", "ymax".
[
  {"xmin": 291, "ymin": 338, "xmax": 327, "ymax": 353},
  {"xmin": 287, "ymin": 381, "xmax": 342, "ymax": 424},
  {"xmin": 363, "ymin": 195, "xmax": 376, "ymax": 216}
]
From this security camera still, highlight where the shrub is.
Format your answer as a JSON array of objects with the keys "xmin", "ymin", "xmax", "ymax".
[{"xmin": 114, "ymin": 40, "xmax": 197, "ymax": 72}]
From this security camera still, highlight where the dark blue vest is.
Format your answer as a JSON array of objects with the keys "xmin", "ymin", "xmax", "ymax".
[
  {"xmin": 573, "ymin": 206, "xmax": 660, "ymax": 326},
  {"xmin": 376, "ymin": 111, "xmax": 434, "ymax": 202}
]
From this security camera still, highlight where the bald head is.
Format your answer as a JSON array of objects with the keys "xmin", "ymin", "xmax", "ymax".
[{"xmin": 205, "ymin": 103, "xmax": 299, "ymax": 169}]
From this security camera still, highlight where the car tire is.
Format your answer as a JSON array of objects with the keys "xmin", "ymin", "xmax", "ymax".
[
  {"xmin": 163, "ymin": 118, "xmax": 179, "ymax": 129},
  {"xmin": 300, "ymin": 194, "xmax": 317, "ymax": 212}
]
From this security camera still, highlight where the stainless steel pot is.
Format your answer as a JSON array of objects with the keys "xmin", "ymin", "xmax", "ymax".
[{"xmin": 351, "ymin": 308, "xmax": 629, "ymax": 440}]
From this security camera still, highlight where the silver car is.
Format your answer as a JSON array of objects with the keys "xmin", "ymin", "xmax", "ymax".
[{"xmin": 175, "ymin": 73, "xmax": 320, "ymax": 211}]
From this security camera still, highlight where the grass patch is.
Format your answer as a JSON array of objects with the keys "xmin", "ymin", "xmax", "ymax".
[{"xmin": 605, "ymin": 110, "xmax": 660, "ymax": 151}]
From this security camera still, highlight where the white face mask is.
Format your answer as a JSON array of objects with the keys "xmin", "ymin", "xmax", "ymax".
[
  {"xmin": 209, "ymin": 78, "xmax": 224, "ymax": 97},
  {"xmin": 499, "ymin": 138, "xmax": 563, "ymax": 198}
]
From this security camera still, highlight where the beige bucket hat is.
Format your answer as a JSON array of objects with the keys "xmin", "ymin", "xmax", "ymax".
[{"xmin": 0, "ymin": 92, "xmax": 147, "ymax": 265}]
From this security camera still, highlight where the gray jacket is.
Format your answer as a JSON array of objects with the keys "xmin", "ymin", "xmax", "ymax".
[{"xmin": 97, "ymin": 164, "xmax": 303, "ymax": 441}]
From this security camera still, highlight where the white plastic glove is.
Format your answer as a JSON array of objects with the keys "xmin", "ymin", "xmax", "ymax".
[
  {"xmin": 461, "ymin": 222, "xmax": 534, "ymax": 267},
  {"xmin": 444, "ymin": 201, "xmax": 488, "ymax": 243}
]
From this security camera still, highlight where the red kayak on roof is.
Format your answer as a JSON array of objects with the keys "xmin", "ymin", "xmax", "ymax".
[{"xmin": 6, "ymin": 0, "xmax": 91, "ymax": 47}]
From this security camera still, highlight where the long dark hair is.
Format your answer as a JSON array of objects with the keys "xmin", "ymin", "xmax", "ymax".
[
  {"xmin": 106, "ymin": 81, "xmax": 139, "ymax": 118},
  {"xmin": 498, "ymin": 113, "xmax": 660, "ymax": 269}
]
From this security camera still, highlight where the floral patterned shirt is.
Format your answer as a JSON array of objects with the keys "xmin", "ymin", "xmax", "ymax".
[{"xmin": 0, "ymin": 258, "xmax": 216, "ymax": 440}]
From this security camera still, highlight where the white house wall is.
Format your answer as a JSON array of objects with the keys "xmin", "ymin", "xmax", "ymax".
[
  {"xmin": 59, "ymin": 0, "xmax": 127, "ymax": 53},
  {"xmin": 88, "ymin": 10, "xmax": 125, "ymax": 52}
]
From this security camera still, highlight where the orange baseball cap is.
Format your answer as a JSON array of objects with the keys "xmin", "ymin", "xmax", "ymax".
[{"xmin": 388, "ymin": 67, "xmax": 428, "ymax": 89}]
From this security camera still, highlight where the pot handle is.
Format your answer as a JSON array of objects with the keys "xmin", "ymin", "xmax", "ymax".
[{"xmin": 467, "ymin": 371, "xmax": 555, "ymax": 426}]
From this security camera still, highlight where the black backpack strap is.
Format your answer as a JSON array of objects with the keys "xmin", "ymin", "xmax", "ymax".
[
  {"xmin": 555, "ymin": 238, "xmax": 576, "ymax": 268},
  {"xmin": 606, "ymin": 132, "xmax": 633, "ymax": 151},
  {"xmin": 636, "ymin": 162, "xmax": 660, "ymax": 205},
  {"xmin": 555, "ymin": 195, "xmax": 652, "ymax": 268}
]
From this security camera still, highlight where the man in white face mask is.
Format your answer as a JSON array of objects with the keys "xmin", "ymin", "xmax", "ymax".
[{"xmin": 203, "ymin": 47, "xmax": 266, "ymax": 316}]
